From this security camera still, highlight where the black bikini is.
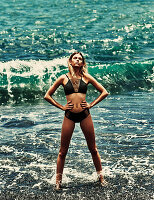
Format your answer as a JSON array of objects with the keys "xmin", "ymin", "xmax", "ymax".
[
  {"xmin": 65, "ymin": 108, "xmax": 90, "ymax": 123},
  {"xmin": 63, "ymin": 74, "xmax": 90, "ymax": 123},
  {"xmin": 64, "ymin": 74, "xmax": 87, "ymax": 95}
]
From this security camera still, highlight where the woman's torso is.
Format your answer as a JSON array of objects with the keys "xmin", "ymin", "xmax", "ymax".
[{"xmin": 63, "ymin": 74, "xmax": 88, "ymax": 113}]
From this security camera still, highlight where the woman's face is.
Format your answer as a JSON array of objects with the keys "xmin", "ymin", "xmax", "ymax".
[{"xmin": 70, "ymin": 53, "xmax": 83, "ymax": 68}]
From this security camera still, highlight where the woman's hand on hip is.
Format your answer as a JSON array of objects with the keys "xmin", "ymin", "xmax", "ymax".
[
  {"xmin": 63, "ymin": 101, "xmax": 74, "ymax": 111},
  {"xmin": 80, "ymin": 100, "xmax": 91, "ymax": 109}
]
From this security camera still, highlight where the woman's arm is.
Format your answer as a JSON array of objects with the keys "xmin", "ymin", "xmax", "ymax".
[
  {"xmin": 44, "ymin": 75, "xmax": 74, "ymax": 111},
  {"xmin": 81, "ymin": 74, "xmax": 109, "ymax": 109},
  {"xmin": 44, "ymin": 75, "xmax": 65, "ymax": 110}
]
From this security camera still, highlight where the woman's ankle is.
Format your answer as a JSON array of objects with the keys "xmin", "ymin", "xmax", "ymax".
[
  {"xmin": 55, "ymin": 173, "xmax": 62, "ymax": 190},
  {"xmin": 97, "ymin": 171, "xmax": 104, "ymax": 181},
  {"xmin": 96, "ymin": 170, "xmax": 108, "ymax": 186},
  {"xmin": 56, "ymin": 173, "xmax": 62, "ymax": 183}
]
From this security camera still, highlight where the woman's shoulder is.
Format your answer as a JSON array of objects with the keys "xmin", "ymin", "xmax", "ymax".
[
  {"xmin": 59, "ymin": 74, "xmax": 66, "ymax": 79},
  {"xmin": 83, "ymin": 72, "xmax": 93, "ymax": 80},
  {"xmin": 55, "ymin": 74, "xmax": 66, "ymax": 84}
]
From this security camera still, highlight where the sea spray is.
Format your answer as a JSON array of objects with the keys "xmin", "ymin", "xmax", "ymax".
[{"xmin": 0, "ymin": 59, "xmax": 153, "ymax": 104}]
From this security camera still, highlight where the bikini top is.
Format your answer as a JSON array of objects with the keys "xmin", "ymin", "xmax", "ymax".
[{"xmin": 63, "ymin": 74, "xmax": 87, "ymax": 95}]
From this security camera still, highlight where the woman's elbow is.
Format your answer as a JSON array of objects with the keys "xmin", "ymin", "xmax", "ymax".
[
  {"xmin": 44, "ymin": 94, "xmax": 49, "ymax": 100},
  {"xmin": 106, "ymin": 92, "xmax": 109, "ymax": 96},
  {"xmin": 103, "ymin": 91, "xmax": 109, "ymax": 97}
]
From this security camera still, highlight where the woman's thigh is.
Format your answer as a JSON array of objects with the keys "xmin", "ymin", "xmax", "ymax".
[
  {"xmin": 80, "ymin": 114, "xmax": 96, "ymax": 149},
  {"xmin": 60, "ymin": 116, "xmax": 75, "ymax": 150}
]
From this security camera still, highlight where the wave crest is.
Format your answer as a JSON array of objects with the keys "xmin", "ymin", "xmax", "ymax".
[{"xmin": 0, "ymin": 59, "xmax": 153, "ymax": 104}]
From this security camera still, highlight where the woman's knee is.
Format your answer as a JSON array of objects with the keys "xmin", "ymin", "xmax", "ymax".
[
  {"xmin": 89, "ymin": 147, "xmax": 98, "ymax": 156},
  {"xmin": 58, "ymin": 149, "xmax": 68, "ymax": 159}
]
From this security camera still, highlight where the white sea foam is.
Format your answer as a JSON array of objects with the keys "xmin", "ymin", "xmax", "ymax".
[
  {"xmin": 0, "ymin": 57, "xmax": 68, "ymax": 76},
  {"xmin": 0, "ymin": 58, "xmax": 69, "ymax": 95},
  {"xmin": 29, "ymin": 162, "xmax": 55, "ymax": 169},
  {"xmin": 124, "ymin": 24, "xmax": 136, "ymax": 33},
  {"xmin": 0, "ymin": 145, "xmax": 15, "ymax": 153},
  {"xmin": 0, "ymin": 165, "xmax": 20, "ymax": 172},
  {"xmin": 32, "ymin": 182, "xmax": 42, "ymax": 189}
]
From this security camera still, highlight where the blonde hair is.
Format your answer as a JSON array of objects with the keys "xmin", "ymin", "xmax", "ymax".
[{"xmin": 68, "ymin": 52, "xmax": 88, "ymax": 78}]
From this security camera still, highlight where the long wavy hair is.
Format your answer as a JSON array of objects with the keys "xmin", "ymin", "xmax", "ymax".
[{"xmin": 68, "ymin": 52, "xmax": 88, "ymax": 78}]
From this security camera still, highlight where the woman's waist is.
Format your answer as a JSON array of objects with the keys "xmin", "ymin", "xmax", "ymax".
[
  {"xmin": 66, "ymin": 107, "xmax": 89, "ymax": 114},
  {"xmin": 69, "ymin": 103, "xmax": 84, "ymax": 113}
]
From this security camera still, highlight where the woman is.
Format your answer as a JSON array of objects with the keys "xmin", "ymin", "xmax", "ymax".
[{"xmin": 44, "ymin": 52, "xmax": 109, "ymax": 190}]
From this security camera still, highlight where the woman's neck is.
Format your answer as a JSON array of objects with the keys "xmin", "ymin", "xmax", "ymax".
[{"xmin": 72, "ymin": 67, "xmax": 81, "ymax": 77}]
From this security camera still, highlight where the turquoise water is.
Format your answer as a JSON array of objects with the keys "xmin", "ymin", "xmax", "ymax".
[
  {"xmin": 0, "ymin": 0, "xmax": 154, "ymax": 199},
  {"xmin": 0, "ymin": 0, "xmax": 153, "ymax": 62}
]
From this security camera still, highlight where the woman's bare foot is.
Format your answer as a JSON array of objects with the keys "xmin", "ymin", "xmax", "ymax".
[
  {"xmin": 55, "ymin": 173, "xmax": 62, "ymax": 190},
  {"xmin": 97, "ymin": 171, "xmax": 108, "ymax": 186}
]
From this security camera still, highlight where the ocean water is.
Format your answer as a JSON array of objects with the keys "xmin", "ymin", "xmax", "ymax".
[{"xmin": 0, "ymin": 0, "xmax": 153, "ymax": 199}]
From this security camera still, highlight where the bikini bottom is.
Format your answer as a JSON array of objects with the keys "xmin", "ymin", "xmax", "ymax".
[{"xmin": 65, "ymin": 108, "xmax": 90, "ymax": 123}]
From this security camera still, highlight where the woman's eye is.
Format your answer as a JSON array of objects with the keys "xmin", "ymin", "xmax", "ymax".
[{"xmin": 73, "ymin": 56, "xmax": 82, "ymax": 60}]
